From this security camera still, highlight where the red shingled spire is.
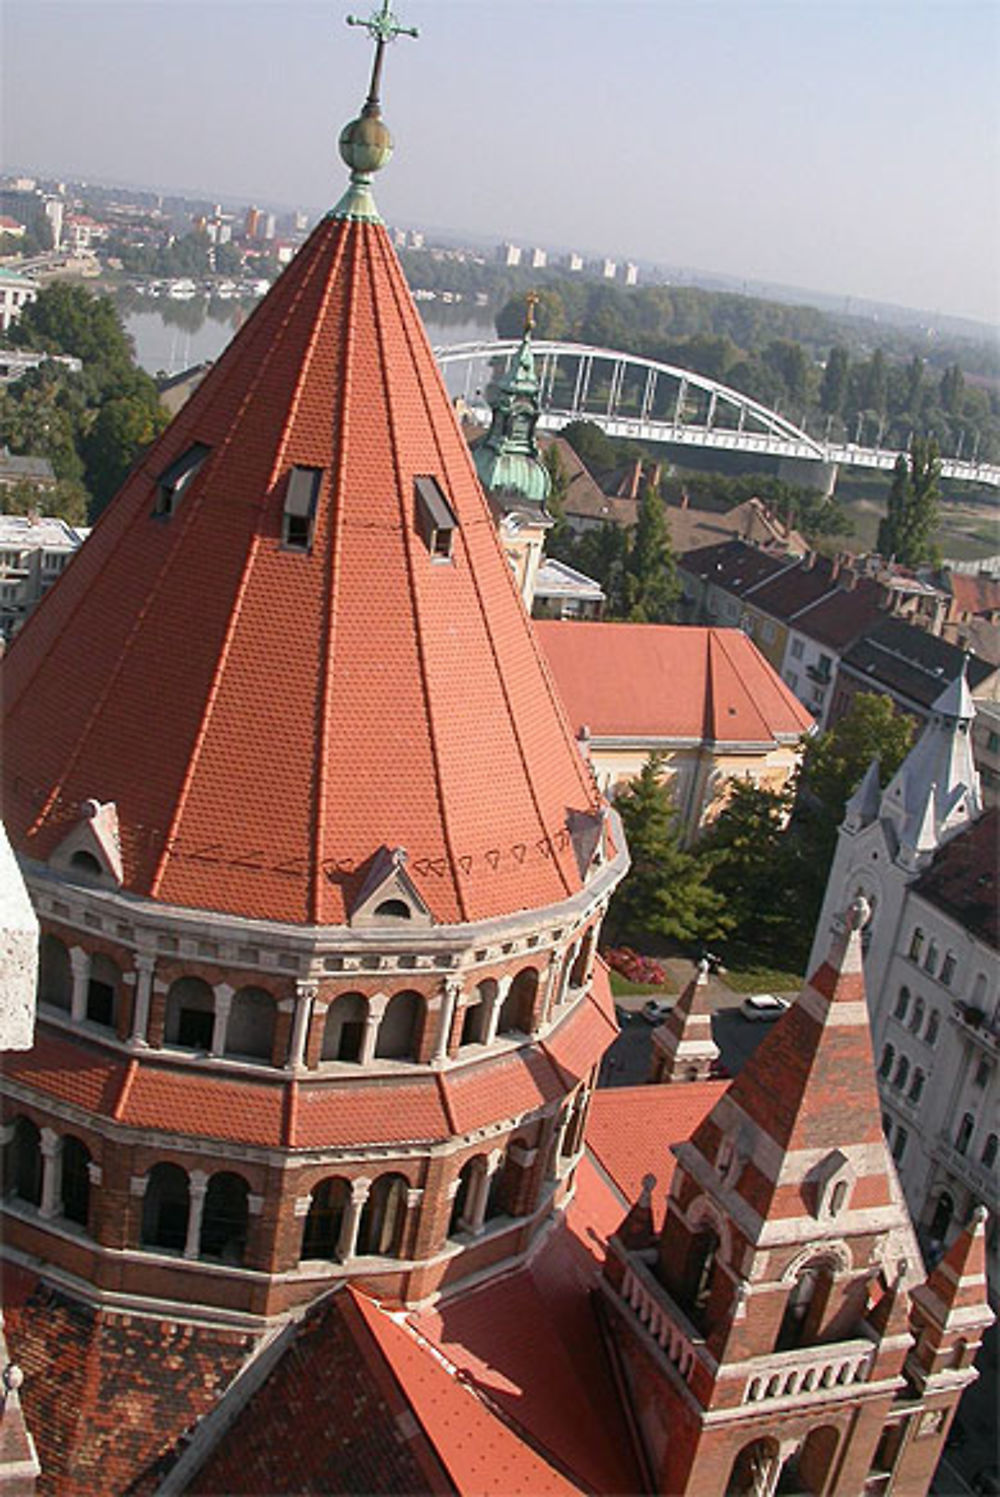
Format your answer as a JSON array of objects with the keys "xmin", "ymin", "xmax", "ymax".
[
  {"xmin": 922, "ymin": 1204, "xmax": 991, "ymax": 1320},
  {"xmin": 2, "ymin": 217, "xmax": 600, "ymax": 926}
]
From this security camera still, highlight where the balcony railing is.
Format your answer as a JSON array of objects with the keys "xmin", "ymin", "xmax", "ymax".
[
  {"xmin": 951, "ymin": 1004, "xmax": 1000, "ymax": 1057},
  {"xmin": 618, "ymin": 1256, "xmax": 701, "ymax": 1384},
  {"xmin": 741, "ymin": 1335, "xmax": 876, "ymax": 1405}
]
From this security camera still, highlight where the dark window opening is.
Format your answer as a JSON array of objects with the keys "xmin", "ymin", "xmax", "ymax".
[
  {"xmin": 86, "ymin": 980, "xmax": 115, "ymax": 1027},
  {"xmin": 61, "ymin": 1136, "xmax": 91, "ymax": 1227},
  {"xmin": 414, "ymin": 475, "xmax": 457, "ymax": 561},
  {"xmin": 282, "ymin": 466, "xmax": 323, "ymax": 551},
  {"xmin": 337, "ymin": 1020, "xmax": 364, "ymax": 1063},
  {"xmin": 199, "ymin": 1172, "xmax": 249, "ymax": 1264},
  {"xmin": 141, "ymin": 1163, "xmax": 190, "ymax": 1252},
  {"xmin": 373, "ymin": 899, "xmax": 411, "ymax": 920},
  {"xmin": 153, "ymin": 443, "xmax": 210, "ymax": 519},
  {"xmin": 302, "ymin": 1177, "xmax": 350, "ymax": 1260},
  {"xmin": 69, "ymin": 850, "xmax": 102, "ymax": 878}
]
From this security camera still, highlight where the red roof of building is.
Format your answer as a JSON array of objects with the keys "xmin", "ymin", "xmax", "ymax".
[
  {"xmin": 587, "ymin": 1081, "xmax": 725, "ymax": 1223},
  {"xmin": 949, "ymin": 571, "xmax": 1000, "ymax": 620},
  {"xmin": 2, "ymin": 214, "xmax": 599, "ymax": 927},
  {"xmin": 535, "ymin": 621, "xmax": 812, "ymax": 745}
]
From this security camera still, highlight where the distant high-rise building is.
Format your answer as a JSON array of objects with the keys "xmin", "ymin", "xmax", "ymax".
[
  {"xmin": 624, "ymin": 261, "xmax": 638, "ymax": 286},
  {"xmin": 601, "ymin": 258, "xmax": 617, "ymax": 280},
  {"xmin": 498, "ymin": 241, "xmax": 522, "ymax": 267},
  {"xmin": 564, "ymin": 251, "xmax": 584, "ymax": 272},
  {"xmin": 529, "ymin": 247, "xmax": 547, "ymax": 269},
  {"xmin": 244, "ymin": 205, "xmax": 263, "ymax": 240},
  {"xmin": 263, "ymin": 213, "xmax": 276, "ymax": 241},
  {"xmin": 43, "ymin": 196, "xmax": 63, "ymax": 251}
]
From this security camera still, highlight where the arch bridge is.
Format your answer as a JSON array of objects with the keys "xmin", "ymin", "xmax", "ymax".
[{"xmin": 433, "ymin": 340, "xmax": 1000, "ymax": 489}]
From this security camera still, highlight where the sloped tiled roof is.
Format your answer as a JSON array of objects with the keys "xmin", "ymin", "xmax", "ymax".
[
  {"xmin": 913, "ymin": 808, "xmax": 998, "ymax": 950},
  {"xmin": 678, "ymin": 538, "xmax": 791, "ymax": 597},
  {"xmin": 0, "ymin": 1263, "xmax": 254, "ymax": 1497},
  {"xmin": 536, "ymin": 621, "xmax": 813, "ymax": 745},
  {"xmin": 949, "ymin": 571, "xmax": 1000, "ymax": 619},
  {"xmin": 587, "ymin": 1081, "xmax": 725, "ymax": 1220},
  {"xmin": 2, "ymin": 214, "xmax": 600, "ymax": 928},
  {"xmin": 841, "ymin": 616, "xmax": 995, "ymax": 710}
]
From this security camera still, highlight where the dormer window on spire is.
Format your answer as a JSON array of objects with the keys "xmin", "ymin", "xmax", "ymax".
[
  {"xmin": 414, "ymin": 476, "xmax": 457, "ymax": 561},
  {"xmin": 283, "ymin": 466, "xmax": 324, "ymax": 551},
  {"xmin": 153, "ymin": 443, "xmax": 210, "ymax": 519}
]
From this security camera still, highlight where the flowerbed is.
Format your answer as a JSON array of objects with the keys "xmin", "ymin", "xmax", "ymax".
[{"xmin": 603, "ymin": 946, "xmax": 669, "ymax": 989}]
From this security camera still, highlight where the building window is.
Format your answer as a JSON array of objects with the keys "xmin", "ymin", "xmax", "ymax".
[
  {"xmin": 357, "ymin": 1173, "xmax": 408, "ymax": 1258},
  {"xmin": 791, "ymin": 638, "xmax": 804, "ymax": 660},
  {"xmin": 322, "ymin": 993, "xmax": 367, "ymax": 1063},
  {"xmin": 893, "ymin": 1055, "xmax": 910, "ymax": 1092},
  {"xmin": 908, "ymin": 1069, "xmax": 925, "ymax": 1105},
  {"xmin": 924, "ymin": 941, "xmax": 939, "ymax": 977},
  {"xmin": 141, "ymin": 1163, "xmax": 190, "ymax": 1252},
  {"xmin": 894, "ymin": 986, "xmax": 910, "ymax": 1022},
  {"xmin": 414, "ymin": 476, "xmax": 457, "ymax": 561},
  {"xmin": 786, "ymin": 670, "xmax": 799, "ymax": 691},
  {"xmin": 878, "ymin": 1043, "xmax": 895, "ymax": 1078},
  {"xmin": 940, "ymin": 952, "xmax": 956, "ymax": 988},
  {"xmin": 153, "ymin": 443, "xmax": 209, "ymax": 519},
  {"xmin": 301, "ymin": 1177, "xmax": 350, "ymax": 1260},
  {"xmin": 955, "ymin": 1114, "xmax": 975, "ymax": 1156},
  {"xmin": 973, "ymin": 1058, "xmax": 992, "ymax": 1090},
  {"xmin": 60, "ymin": 1136, "xmax": 91, "ymax": 1227},
  {"xmin": 925, "ymin": 1010, "xmax": 940, "ymax": 1047},
  {"xmin": 3, "ymin": 1117, "xmax": 42, "ymax": 1207},
  {"xmin": 374, "ymin": 990, "xmax": 423, "ymax": 1061},
  {"xmin": 86, "ymin": 954, "xmax": 120, "ymax": 1029},
  {"xmin": 982, "ymin": 1134, "xmax": 998, "ymax": 1171},
  {"xmin": 199, "ymin": 1172, "xmax": 249, "ymax": 1264},
  {"xmin": 892, "ymin": 1127, "xmax": 908, "ymax": 1163},
  {"xmin": 282, "ymin": 465, "xmax": 323, "ymax": 550},
  {"xmin": 909, "ymin": 928, "xmax": 924, "ymax": 963},
  {"xmin": 909, "ymin": 998, "xmax": 924, "ymax": 1037}
]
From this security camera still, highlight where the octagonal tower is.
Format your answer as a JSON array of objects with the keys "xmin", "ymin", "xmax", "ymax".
[{"xmin": 0, "ymin": 23, "xmax": 627, "ymax": 1318}]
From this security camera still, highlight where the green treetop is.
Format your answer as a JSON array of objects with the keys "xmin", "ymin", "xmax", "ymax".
[
  {"xmin": 876, "ymin": 436, "xmax": 941, "ymax": 566},
  {"xmin": 625, "ymin": 483, "xmax": 681, "ymax": 623}
]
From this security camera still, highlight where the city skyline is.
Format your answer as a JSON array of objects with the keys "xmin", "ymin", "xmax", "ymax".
[{"xmin": 3, "ymin": 1, "xmax": 999, "ymax": 327}]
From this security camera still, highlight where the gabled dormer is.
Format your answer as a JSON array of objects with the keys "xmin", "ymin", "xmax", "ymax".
[
  {"xmin": 349, "ymin": 845, "xmax": 433, "ymax": 929},
  {"xmin": 50, "ymin": 799, "xmax": 123, "ymax": 886}
]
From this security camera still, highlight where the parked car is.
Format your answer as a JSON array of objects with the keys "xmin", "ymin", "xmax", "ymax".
[
  {"xmin": 740, "ymin": 993, "xmax": 789, "ymax": 1022},
  {"xmin": 642, "ymin": 999, "xmax": 673, "ymax": 1024}
]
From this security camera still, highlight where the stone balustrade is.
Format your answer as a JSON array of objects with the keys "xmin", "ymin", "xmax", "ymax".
[
  {"xmin": 742, "ymin": 1336, "xmax": 875, "ymax": 1405},
  {"xmin": 620, "ymin": 1261, "xmax": 699, "ymax": 1383}
]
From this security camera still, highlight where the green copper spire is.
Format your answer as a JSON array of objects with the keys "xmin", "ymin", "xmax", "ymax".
[
  {"xmin": 474, "ymin": 295, "xmax": 553, "ymax": 513},
  {"xmin": 332, "ymin": 1, "xmax": 418, "ymax": 223}
]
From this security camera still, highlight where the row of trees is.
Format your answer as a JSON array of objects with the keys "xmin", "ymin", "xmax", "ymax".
[
  {"xmin": 605, "ymin": 695, "xmax": 914, "ymax": 970},
  {"xmin": 0, "ymin": 283, "xmax": 168, "ymax": 521},
  {"xmin": 497, "ymin": 281, "xmax": 1000, "ymax": 463}
]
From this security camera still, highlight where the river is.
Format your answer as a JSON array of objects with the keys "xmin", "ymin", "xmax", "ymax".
[{"xmin": 122, "ymin": 296, "xmax": 497, "ymax": 397}]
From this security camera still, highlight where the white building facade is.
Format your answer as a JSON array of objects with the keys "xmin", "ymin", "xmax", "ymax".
[{"xmin": 811, "ymin": 671, "xmax": 998, "ymax": 1297}]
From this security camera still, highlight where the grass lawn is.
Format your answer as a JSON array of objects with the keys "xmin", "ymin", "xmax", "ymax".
[
  {"xmin": 720, "ymin": 965, "xmax": 803, "ymax": 996},
  {"xmin": 609, "ymin": 971, "xmax": 678, "ymax": 998}
]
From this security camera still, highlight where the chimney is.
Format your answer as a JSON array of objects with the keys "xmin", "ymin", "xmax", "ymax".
[
  {"xmin": 650, "ymin": 463, "xmax": 662, "ymax": 489},
  {"xmin": 628, "ymin": 459, "xmax": 642, "ymax": 500},
  {"xmin": 830, "ymin": 554, "xmax": 841, "ymax": 581},
  {"xmin": 680, "ymin": 490, "xmax": 690, "ymax": 511},
  {"xmin": 802, "ymin": 550, "xmax": 816, "ymax": 571}
]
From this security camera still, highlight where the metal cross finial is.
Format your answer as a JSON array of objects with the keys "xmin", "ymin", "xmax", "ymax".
[{"xmin": 346, "ymin": 1, "xmax": 419, "ymax": 114}]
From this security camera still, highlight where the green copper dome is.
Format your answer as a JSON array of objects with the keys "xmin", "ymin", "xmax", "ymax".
[{"xmin": 474, "ymin": 306, "xmax": 552, "ymax": 513}]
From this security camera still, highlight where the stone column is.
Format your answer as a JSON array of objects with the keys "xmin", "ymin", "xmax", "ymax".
[
  {"xmin": 129, "ymin": 953, "xmax": 156, "ymax": 1047},
  {"xmin": 484, "ymin": 977, "xmax": 510, "ymax": 1046},
  {"xmin": 359, "ymin": 999, "xmax": 386, "ymax": 1066},
  {"xmin": 69, "ymin": 947, "xmax": 90, "ymax": 1022},
  {"xmin": 287, "ymin": 982, "xmax": 316, "ymax": 1070},
  {"xmin": 39, "ymin": 1128, "xmax": 60, "ymax": 1219},
  {"xmin": 467, "ymin": 1161, "xmax": 499, "ymax": 1235},
  {"xmin": 433, "ymin": 979, "xmax": 462, "ymax": 1064},
  {"xmin": 184, "ymin": 1169, "xmax": 209, "ymax": 1259},
  {"xmin": 210, "ymin": 984, "xmax": 234, "ymax": 1058},
  {"xmin": 337, "ymin": 1177, "xmax": 371, "ymax": 1262}
]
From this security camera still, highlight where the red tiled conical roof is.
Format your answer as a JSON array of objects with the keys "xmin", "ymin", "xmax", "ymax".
[{"xmin": 2, "ymin": 215, "xmax": 600, "ymax": 925}]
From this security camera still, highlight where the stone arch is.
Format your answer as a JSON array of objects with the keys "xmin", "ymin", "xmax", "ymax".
[
  {"xmin": 141, "ymin": 1162, "xmax": 190, "ymax": 1252},
  {"xmin": 4, "ymin": 1116, "xmax": 41, "ymax": 1207},
  {"xmin": 200, "ymin": 1171, "xmax": 250, "ymax": 1263},
  {"xmin": 224, "ymin": 987, "xmax": 276, "ymax": 1063},
  {"xmin": 302, "ymin": 1176, "xmax": 351, "ymax": 1260},
  {"xmin": 726, "ymin": 1436, "xmax": 781, "ymax": 1495},
  {"xmin": 322, "ymin": 993, "xmax": 368, "ymax": 1062},
  {"xmin": 374, "ymin": 991, "xmax": 423, "ymax": 1061},
  {"xmin": 781, "ymin": 1239, "xmax": 852, "ymax": 1284},
  {"xmin": 775, "ymin": 1256, "xmax": 837, "ymax": 1351},
  {"xmin": 357, "ymin": 1172, "xmax": 409, "ymax": 1258},
  {"xmin": 87, "ymin": 953, "xmax": 121, "ymax": 1028},
  {"xmin": 460, "ymin": 979, "xmax": 496, "ymax": 1047},
  {"xmin": 38, "ymin": 933, "xmax": 71, "ymax": 1012},
  {"xmin": 164, "ymin": 977, "xmax": 214, "ymax": 1051},
  {"xmin": 449, "ymin": 1155, "xmax": 487, "ymax": 1236},
  {"xmin": 687, "ymin": 1194, "xmax": 732, "ymax": 1266},
  {"xmin": 793, "ymin": 1425, "xmax": 841, "ymax": 1496},
  {"xmin": 497, "ymin": 967, "xmax": 538, "ymax": 1036},
  {"xmin": 570, "ymin": 929, "xmax": 595, "ymax": 988},
  {"xmin": 61, "ymin": 1135, "xmax": 91, "ymax": 1228}
]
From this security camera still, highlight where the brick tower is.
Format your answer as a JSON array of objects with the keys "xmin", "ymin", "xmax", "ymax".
[
  {"xmin": 649, "ymin": 958, "xmax": 720, "ymax": 1084},
  {"xmin": 0, "ymin": 12, "xmax": 626, "ymax": 1320},
  {"xmin": 600, "ymin": 899, "xmax": 987, "ymax": 1495}
]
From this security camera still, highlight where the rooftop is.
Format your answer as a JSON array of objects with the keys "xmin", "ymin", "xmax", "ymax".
[
  {"xmin": 535, "ymin": 621, "xmax": 814, "ymax": 745},
  {"xmin": 912, "ymin": 808, "xmax": 998, "ymax": 951},
  {"xmin": 841, "ymin": 616, "xmax": 995, "ymax": 709}
]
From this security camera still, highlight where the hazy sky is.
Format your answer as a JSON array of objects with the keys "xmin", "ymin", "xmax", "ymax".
[{"xmin": 4, "ymin": 0, "xmax": 999, "ymax": 324}]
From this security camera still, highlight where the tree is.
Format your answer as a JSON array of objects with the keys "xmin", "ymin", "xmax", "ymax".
[
  {"xmin": 0, "ymin": 477, "xmax": 88, "ymax": 526},
  {"xmin": 798, "ymin": 693, "xmax": 914, "ymax": 838},
  {"xmin": 83, "ymin": 394, "xmax": 169, "ymax": 513},
  {"xmin": 606, "ymin": 755, "xmax": 731, "ymax": 945},
  {"xmin": 625, "ymin": 483, "xmax": 681, "ymax": 623},
  {"xmin": 12, "ymin": 283, "xmax": 136, "ymax": 376},
  {"xmin": 876, "ymin": 437, "xmax": 941, "ymax": 566},
  {"xmin": 699, "ymin": 779, "xmax": 801, "ymax": 958},
  {"xmin": 820, "ymin": 347, "xmax": 849, "ymax": 416}
]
